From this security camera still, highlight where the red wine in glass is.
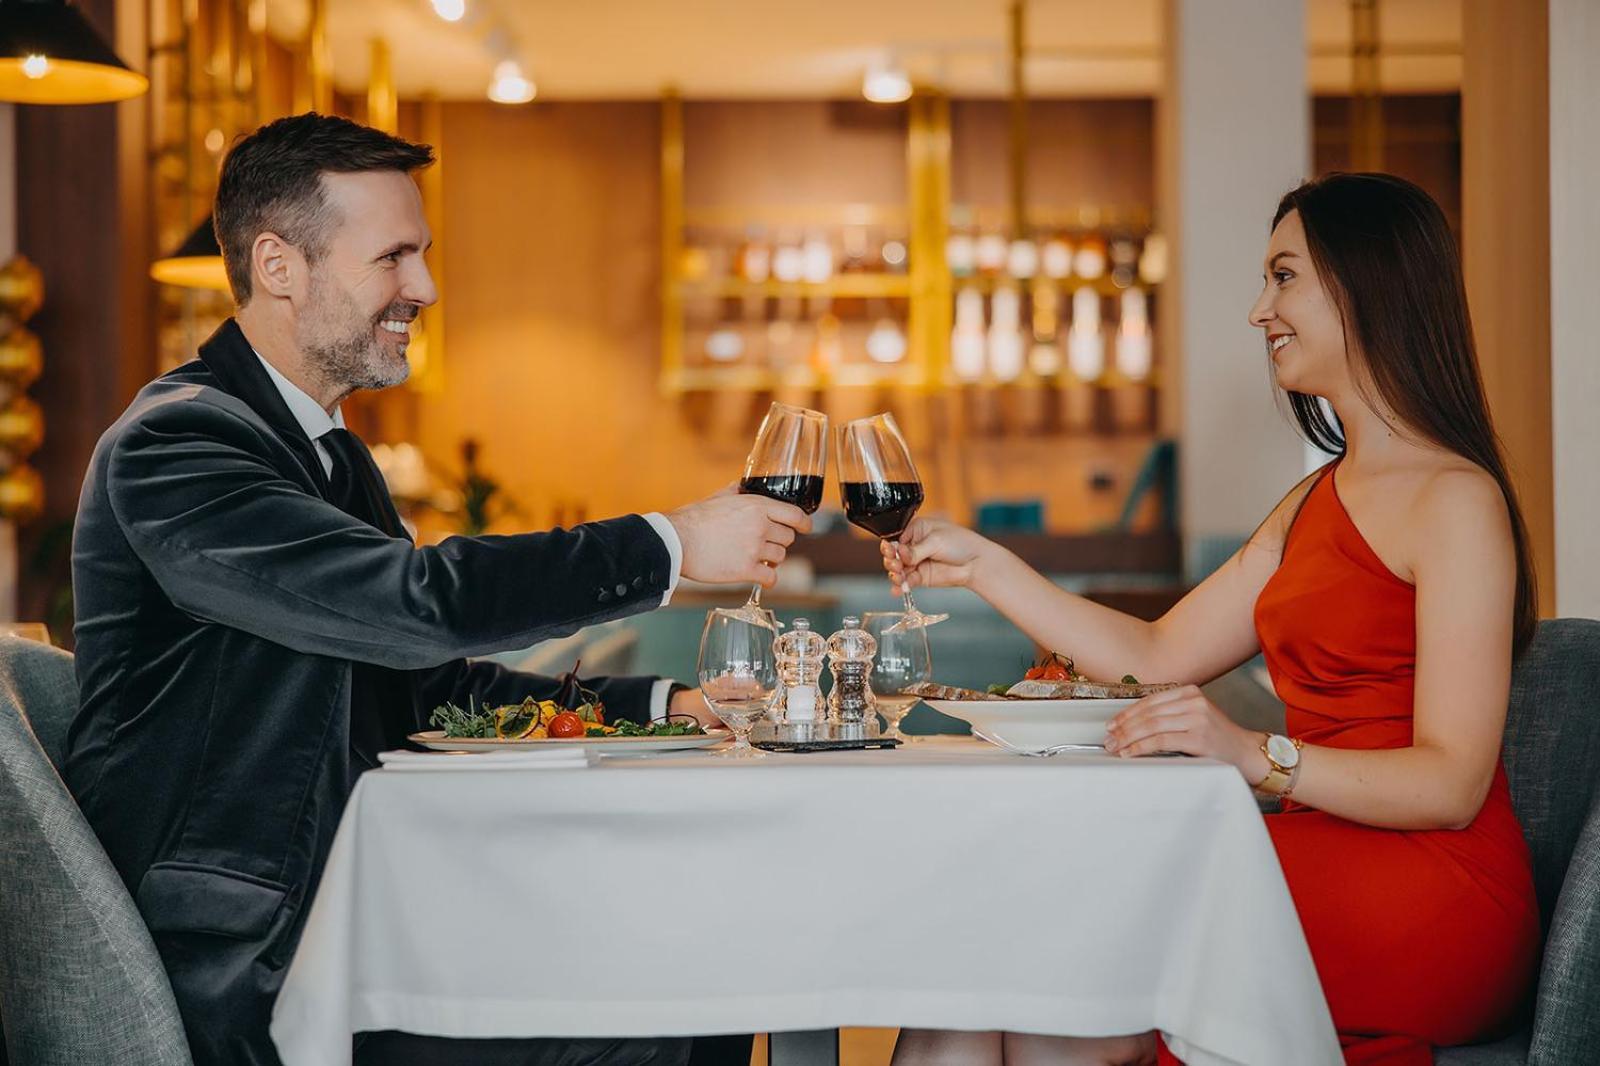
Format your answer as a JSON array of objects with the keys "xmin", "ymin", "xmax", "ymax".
[
  {"xmin": 724, "ymin": 404, "xmax": 829, "ymax": 630},
  {"xmin": 841, "ymin": 481, "xmax": 923, "ymax": 538},
  {"xmin": 837, "ymin": 413, "xmax": 946, "ymax": 628},
  {"xmin": 740, "ymin": 474, "xmax": 825, "ymax": 516}
]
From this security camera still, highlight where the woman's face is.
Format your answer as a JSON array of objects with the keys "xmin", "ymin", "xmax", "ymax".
[{"xmin": 1247, "ymin": 210, "xmax": 1349, "ymax": 397}]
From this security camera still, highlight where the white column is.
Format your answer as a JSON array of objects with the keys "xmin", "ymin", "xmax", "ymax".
[
  {"xmin": 0, "ymin": 103, "xmax": 16, "ymax": 622},
  {"xmin": 1549, "ymin": 0, "xmax": 1600, "ymax": 620},
  {"xmin": 1163, "ymin": 0, "xmax": 1312, "ymax": 579}
]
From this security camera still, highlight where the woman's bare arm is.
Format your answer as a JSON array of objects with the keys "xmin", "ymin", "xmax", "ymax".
[
  {"xmin": 889, "ymin": 469, "xmax": 1324, "ymax": 685},
  {"xmin": 1264, "ymin": 469, "xmax": 1515, "ymax": 829}
]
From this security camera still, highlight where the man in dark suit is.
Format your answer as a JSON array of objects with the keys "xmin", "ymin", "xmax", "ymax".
[{"xmin": 64, "ymin": 113, "xmax": 803, "ymax": 1066}]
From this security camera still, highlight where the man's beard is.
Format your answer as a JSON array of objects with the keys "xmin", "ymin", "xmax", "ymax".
[{"xmin": 297, "ymin": 273, "xmax": 414, "ymax": 395}]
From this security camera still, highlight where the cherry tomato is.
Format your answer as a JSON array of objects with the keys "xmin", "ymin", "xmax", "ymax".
[
  {"xmin": 1024, "ymin": 666, "xmax": 1044, "ymax": 681},
  {"xmin": 548, "ymin": 712, "xmax": 586, "ymax": 738},
  {"xmin": 1040, "ymin": 662, "xmax": 1071, "ymax": 681}
]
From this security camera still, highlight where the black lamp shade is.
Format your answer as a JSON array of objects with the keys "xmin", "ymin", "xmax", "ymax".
[
  {"xmin": 151, "ymin": 215, "xmax": 232, "ymax": 292},
  {"xmin": 0, "ymin": 0, "xmax": 149, "ymax": 104}
]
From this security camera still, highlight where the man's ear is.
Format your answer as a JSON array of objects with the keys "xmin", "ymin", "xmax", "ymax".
[{"xmin": 253, "ymin": 233, "xmax": 304, "ymax": 299}]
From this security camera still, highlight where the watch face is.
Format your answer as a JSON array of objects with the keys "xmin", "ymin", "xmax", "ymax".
[{"xmin": 1267, "ymin": 733, "xmax": 1300, "ymax": 768}]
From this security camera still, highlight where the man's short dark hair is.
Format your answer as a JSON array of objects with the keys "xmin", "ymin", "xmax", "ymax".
[{"xmin": 213, "ymin": 113, "xmax": 434, "ymax": 305}]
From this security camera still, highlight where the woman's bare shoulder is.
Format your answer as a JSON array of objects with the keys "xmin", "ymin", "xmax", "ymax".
[
  {"xmin": 1246, "ymin": 462, "xmax": 1335, "ymax": 556},
  {"xmin": 1412, "ymin": 460, "xmax": 1512, "ymax": 545}
]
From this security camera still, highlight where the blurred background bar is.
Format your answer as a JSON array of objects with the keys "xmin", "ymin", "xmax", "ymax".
[{"xmin": 2, "ymin": 0, "xmax": 1595, "ymax": 675}]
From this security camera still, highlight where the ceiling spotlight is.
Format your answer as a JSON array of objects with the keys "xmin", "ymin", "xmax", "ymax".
[
  {"xmin": 431, "ymin": 0, "xmax": 466, "ymax": 21},
  {"xmin": 862, "ymin": 60, "xmax": 911, "ymax": 104},
  {"xmin": 488, "ymin": 59, "xmax": 535, "ymax": 104}
]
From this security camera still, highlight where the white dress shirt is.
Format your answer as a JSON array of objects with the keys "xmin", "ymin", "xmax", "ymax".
[{"xmin": 254, "ymin": 353, "xmax": 682, "ymax": 718}]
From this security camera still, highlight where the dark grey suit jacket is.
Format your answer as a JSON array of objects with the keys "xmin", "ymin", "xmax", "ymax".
[{"xmin": 64, "ymin": 319, "xmax": 675, "ymax": 1065}]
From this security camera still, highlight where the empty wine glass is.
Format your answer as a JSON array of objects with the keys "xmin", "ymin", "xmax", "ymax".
[
  {"xmin": 720, "ymin": 403, "xmax": 829, "ymax": 632},
  {"xmin": 837, "ymin": 412, "xmax": 947, "ymax": 628},
  {"xmin": 697, "ymin": 610, "xmax": 778, "ymax": 759},
  {"xmin": 863, "ymin": 611, "xmax": 932, "ymax": 743}
]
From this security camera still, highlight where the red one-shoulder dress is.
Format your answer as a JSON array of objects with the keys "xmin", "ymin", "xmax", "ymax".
[{"xmin": 1160, "ymin": 467, "xmax": 1539, "ymax": 1065}]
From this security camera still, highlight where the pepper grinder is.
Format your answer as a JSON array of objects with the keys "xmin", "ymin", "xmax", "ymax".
[
  {"xmin": 826, "ymin": 615, "xmax": 878, "ymax": 738},
  {"xmin": 773, "ymin": 617, "xmax": 825, "ymax": 732}
]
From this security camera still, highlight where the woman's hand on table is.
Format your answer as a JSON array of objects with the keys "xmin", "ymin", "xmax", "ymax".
[
  {"xmin": 1104, "ymin": 685, "xmax": 1271, "ymax": 783},
  {"xmin": 669, "ymin": 687, "xmax": 724, "ymax": 730},
  {"xmin": 882, "ymin": 518, "xmax": 995, "ymax": 594}
]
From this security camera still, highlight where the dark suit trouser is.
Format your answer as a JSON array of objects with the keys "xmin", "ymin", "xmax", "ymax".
[{"xmin": 353, "ymin": 1032, "xmax": 692, "ymax": 1065}]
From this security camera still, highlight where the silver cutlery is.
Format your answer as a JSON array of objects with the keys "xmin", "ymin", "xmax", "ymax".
[{"xmin": 971, "ymin": 729, "xmax": 1106, "ymax": 757}]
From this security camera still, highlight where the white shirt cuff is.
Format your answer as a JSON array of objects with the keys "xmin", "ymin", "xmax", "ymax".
[
  {"xmin": 641, "ymin": 512, "xmax": 683, "ymax": 606},
  {"xmin": 648, "ymin": 677, "xmax": 676, "ymax": 722}
]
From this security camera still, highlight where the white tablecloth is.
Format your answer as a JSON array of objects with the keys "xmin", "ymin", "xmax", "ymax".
[{"xmin": 270, "ymin": 739, "xmax": 1340, "ymax": 1066}]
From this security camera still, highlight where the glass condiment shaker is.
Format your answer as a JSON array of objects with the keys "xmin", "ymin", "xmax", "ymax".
[
  {"xmin": 827, "ymin": 615, "xmax": 878, "ymax": 737},
  {"xmin": 773, "ymin": 617, "xmax": 825, "ymax": 731}
]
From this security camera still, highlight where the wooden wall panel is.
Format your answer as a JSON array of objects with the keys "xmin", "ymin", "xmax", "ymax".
[
  {"xmin": 15, "ymin": 0, "xmax": 154, "ymax": 629},
  {"xmin": 1462, "ymin": 0, "xmax": 1554, "ymax": 616}
]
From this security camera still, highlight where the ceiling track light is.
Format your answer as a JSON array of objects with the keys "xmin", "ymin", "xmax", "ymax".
[
  {"xmin": 862, "ymin": 58, "xmax": 911, "ymax": 104},
  {"xmin": 430, "ymin": 0, "xmax": 466, "ymax": 23},
  {"xmin": 488, "ymin": 58, "xmax": 534, "ymax": 104}
]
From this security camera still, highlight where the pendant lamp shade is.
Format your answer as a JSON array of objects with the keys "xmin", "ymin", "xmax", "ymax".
[
  {"xmin": 0, "ymin": 0, "xmax": 148, "ymax": 104},
  {"xmin": 150, "ymin": 215, "xmax": 231, "ymax": 292}
]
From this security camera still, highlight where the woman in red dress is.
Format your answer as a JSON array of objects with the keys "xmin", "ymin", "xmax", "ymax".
[{"xmin": 886, "ymin": 173, "xmax": 1541, "ymax": 1066}]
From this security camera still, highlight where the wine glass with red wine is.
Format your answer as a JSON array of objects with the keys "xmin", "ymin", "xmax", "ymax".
[
  {"xmin": 837, "ymin": 412, "xmax": 947, "ymax": 629},
  {"xmin": 722, "ymin": 402, "xmax": 829, "ymax": 630}
]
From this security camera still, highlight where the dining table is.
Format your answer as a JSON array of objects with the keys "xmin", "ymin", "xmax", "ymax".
[{"xmin": 269, "ymin": 736, "xmax": 1342, "ymax": 1066}]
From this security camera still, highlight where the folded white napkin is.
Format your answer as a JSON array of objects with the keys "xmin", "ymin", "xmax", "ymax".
[{"xmin": 378, "ymin": 747, "xmax": 593, "ymax": 772}]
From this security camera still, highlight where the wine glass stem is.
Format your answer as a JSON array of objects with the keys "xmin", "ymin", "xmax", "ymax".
[
  {"xmin": 748, "ymin": 584, "xmax": 763, "ymax": 609},
  {"xmin": 888, "ymin": 537, "xmax": 922, "ymax": 617}
]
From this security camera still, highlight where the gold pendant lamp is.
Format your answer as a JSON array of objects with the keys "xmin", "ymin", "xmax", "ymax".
[
  {"xmin": 150, "ymin": 215, "xmax": 231, "ymax": 292},
  {"xmin": 0, "ymin": 0, "xmax": 148, "ymax": 104}
]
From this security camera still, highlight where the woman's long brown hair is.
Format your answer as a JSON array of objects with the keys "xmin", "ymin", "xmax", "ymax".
[{"xmin": 1272, "ymin": 173, "xmax": 1537, "ymax": 657}]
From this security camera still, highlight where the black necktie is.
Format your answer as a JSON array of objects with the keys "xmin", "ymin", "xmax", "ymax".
[
  {"xmin": 320, "ymin": 427, "xmax": 404, "ymax": 537},
  {"xmin": 318, "ymin": 427, "xmax": 414, "ymax": 775}
]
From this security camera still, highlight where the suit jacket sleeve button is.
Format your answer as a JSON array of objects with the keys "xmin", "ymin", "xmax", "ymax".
[
  {"xmin": 632, "ymin": 576, "xmax": 645, "ymax": 590},
  {"xmin": 598, "ymin": 588, "xmax": 612, "ymax": 603},
  {"xmin": 615, "ymin": 583, "xmax": 629, "ymax": 597}
]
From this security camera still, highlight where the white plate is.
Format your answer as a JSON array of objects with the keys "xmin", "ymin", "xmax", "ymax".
[
  {"xmin": 922, "ymin": 698, "xmax": 1136, "ymax": 750},
  {"xmin": 407, "ymin": 729, "xmax": 728, "ymax": 756}
]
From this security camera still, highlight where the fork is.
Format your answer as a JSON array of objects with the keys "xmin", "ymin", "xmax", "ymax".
[{"xmin": 970, "ymin": 729, "xmax": 1106, "ymax": 757}]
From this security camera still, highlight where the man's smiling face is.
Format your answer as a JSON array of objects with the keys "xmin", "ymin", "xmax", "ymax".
[{"xmin": 294, "ymin": 169, "xmax": 437, "ymax": 395}]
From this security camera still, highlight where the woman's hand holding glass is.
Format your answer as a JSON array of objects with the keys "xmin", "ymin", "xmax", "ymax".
[
  {"xmin": 1104, "ymin": 684, "xmax": 1271, "ymax": 782},
  {"xmin": 881, "ymin": 518, "xmax": 998, "ymax": 594}
]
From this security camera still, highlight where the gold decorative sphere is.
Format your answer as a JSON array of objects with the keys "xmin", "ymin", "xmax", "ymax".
[
  {"xmin": 0, "ymin": 464, "xmax": 44, "ymax": 524},
  {"xmin": 0, "ymin": 326, "xmax": 43, "ymax": 389},
  {"xmin": 0, "ymin": 256, "xmax": 44, "ymax": 323},
  {"xmin": 0, "ymin": 397, "xmax": 44, "ymax": 458}
]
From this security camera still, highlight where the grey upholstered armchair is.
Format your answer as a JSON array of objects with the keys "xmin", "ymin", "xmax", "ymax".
[
  {"xmin": 1435, "ymin": 618, "xmax": 1600, "ymax": 1065},
  {"xmin": 0, "ymin": 635, "xmax": 192, "ymax": 1066}
]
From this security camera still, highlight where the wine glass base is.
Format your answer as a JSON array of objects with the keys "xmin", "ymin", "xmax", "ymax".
[
  {"xmin": 716, "ymin": 741, "xmax": 766, "ymax": 759},
  {"xmin": 887, "ymin": 611, "xmax": 947, "ymax": 633},
  {"xmin": 711, "ymin": 605, "xmax": 782, "ymax": 632}
]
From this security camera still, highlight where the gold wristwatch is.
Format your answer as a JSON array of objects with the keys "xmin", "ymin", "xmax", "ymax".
[{"xmin": 1255, "ymin": 733, "xmax": 1303, "ymax": 795}]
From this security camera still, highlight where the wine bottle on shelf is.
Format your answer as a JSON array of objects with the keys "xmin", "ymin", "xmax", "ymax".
[
  {"xmin": 1067, "ymin": 287, "xmax": 1106, "ymax": 383},
  {"xmin": 1006, "ymin": 239, "xmax": 1039, "ymax": 281},
  {"xmin": 987, "ymin": 284, "xmax": 1025, "ymax": 383},
  {"xmin": 1041, "ymin": 234, "xmax": 1074, "ymax": 280},
  {"xmin": 1073, "ymin": 235, "xmax": 1108, "ymax": 280},
  {"xmin": 1115, "ymin": 287, "xmax": 1153, "ymax": 382},
  {"xmin": 975, "ymin": 231, "xmax": 1008, "ymax": 276},
  {"xmin": 951, "ymin": 286, "xmax": 987, "ymax": 383},
  {"xmin": 1029, "ymin": 279, "xmax": 1063, "ymax": 378}
]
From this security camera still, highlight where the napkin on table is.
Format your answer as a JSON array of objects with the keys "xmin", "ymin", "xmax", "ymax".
[{"xmin": 378, "ymin": 747, "xmax": 593, "ymax": 772}]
